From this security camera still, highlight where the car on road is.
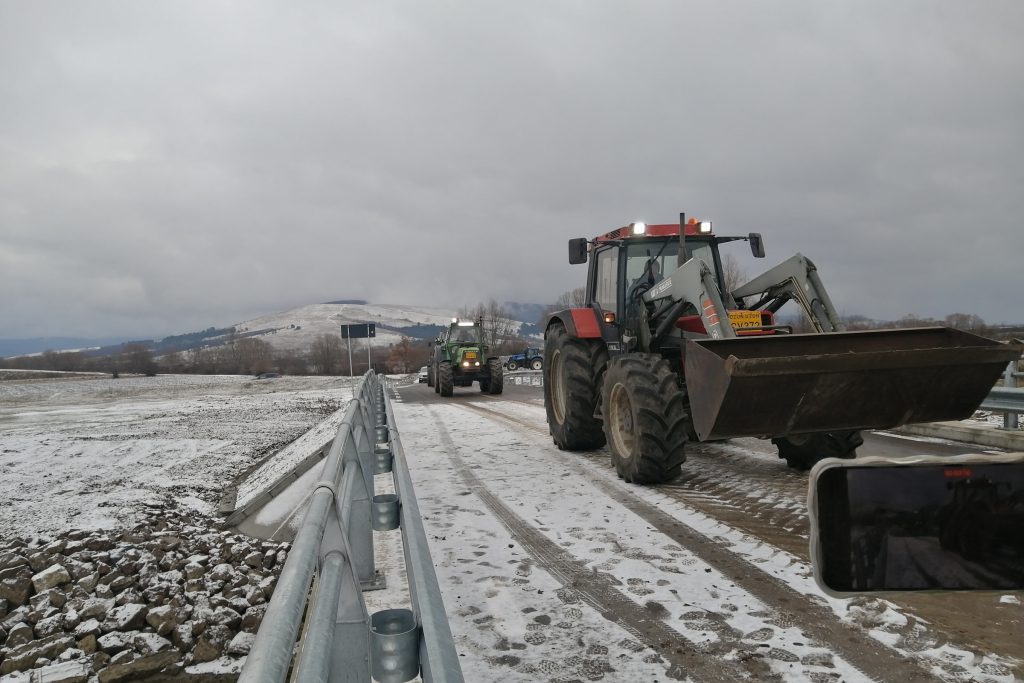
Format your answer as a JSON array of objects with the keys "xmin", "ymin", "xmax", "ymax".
[{"xmin": 418, "ymin": 366, "xmax": 429, "ymax": 383}]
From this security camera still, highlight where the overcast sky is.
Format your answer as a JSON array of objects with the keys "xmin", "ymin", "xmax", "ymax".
[{"xmin": 2, "ymin": 1, "xmax": 1022, "ymax": 338}]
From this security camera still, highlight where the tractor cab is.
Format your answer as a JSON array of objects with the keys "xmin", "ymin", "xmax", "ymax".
[{"xmin": 571, "ymin": 219, "xmax": 767, "ymax": 351}]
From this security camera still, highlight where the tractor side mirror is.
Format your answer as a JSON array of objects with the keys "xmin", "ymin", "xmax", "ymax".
[
  {"xmin": 749, "ymin": 233, "xmax": 765, "ymax": 258},
  {"xmin": 568, "ymin": 238, "xmax": 589, "ymax": 265},
  {"xmin": 808, "ymin": 454, "xmax": 1024, "ymax": 595}
]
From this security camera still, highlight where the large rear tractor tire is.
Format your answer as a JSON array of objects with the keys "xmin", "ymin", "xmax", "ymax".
[
  {"xmin": 602, "ymin": 354, "xmax": 688, "ymax": 484},
  {"xmin": 487, "ymin": 358, "xmax": 503, "ymax": 394},
  {"xmin": 772, "ymin": 430, "xmax": 863, "ymax": 470},
  {"xmin": 530, "ymin": 358, "xmax": 543, "ymax": 371},
  {"xmin": 544, "ymin": 323, "xmax": 607, "ymax": 450},
  {"xmin": 438, "ymin": 362, "xmax": 454, "ymax": 397}
]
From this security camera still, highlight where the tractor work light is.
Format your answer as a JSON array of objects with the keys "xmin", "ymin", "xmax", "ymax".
[
  {"xmin": 457, "ymin": 321, "xmax": 475, "ymax": 327},
  {"xmin": 631, "ymin": 222, "xmax": 647, "ymax": 235},
  {"xmin": 698, "ymin": 221, "xmax": 712, "ymax": 233}
]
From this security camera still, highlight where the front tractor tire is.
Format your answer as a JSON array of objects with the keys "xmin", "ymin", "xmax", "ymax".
[
  {"xmin": 544, "ymin": 323, "xmax": 607, "ymax": 451},
  {"xmin": 487, "ymin": 358, "xmax": 503, "ymax": 394},
  {"xmin": 772, "ymin": 430, "xmax": 863, "ymax": 470},
  {"xmin": 427, "ymin": 365, "xmax": 435, "ymax": 388},
  {"xmin": 602, "ymin": 354, "xmax": 688, "ymax": 485},
  {"xmin": 506, "ymin": 360, "xmax": 519, "ymax": 372},
  {"xmin": 438, "ymin": 362, "xmax": 454, "ymax": 397}
]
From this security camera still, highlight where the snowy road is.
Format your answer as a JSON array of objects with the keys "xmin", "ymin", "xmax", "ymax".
[{"xmin": 393, "ymin": 382, "xmax": 1023, "ymax": 683}]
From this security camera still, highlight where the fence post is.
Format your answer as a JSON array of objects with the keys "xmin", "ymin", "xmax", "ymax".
[{"xmin": 1005, "ymin": 361, "xmax": 1019, "ymax": 430}]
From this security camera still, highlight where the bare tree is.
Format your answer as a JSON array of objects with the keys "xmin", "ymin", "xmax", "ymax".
[
  {"xmin": 555, "ymin": 286, "xmax": 587, "ymax": 308},
  {"xmin": 160, "ymin": 351, "xmax": 184, "ymax": 373},
  {"xmin": 387, "ymin": 336, "xmax": 418, "ymax": 373},
  {"xmin": 275, "ymin": 349, "xmax": 309, "ymax": 375},
  {"xmin": 539, "ymin": 287, "xmax": 588, "ymax": 326},
  {"xmin": 310, "ymin": 334, "xmax": 343, "ymax": 375},
  {"xmin": 945, "ymin": 312, "xmax": 989, "ymax": 335},
  {"xmin": 721, "ymin": 254, "xmax": 747, "ymax": 295},
  {"xmin": 121, "ymin": 343, "xmax": 157, "ymax": 376},
  {"xmin": 459, "ymin": 299, "xmax": 521, "ymax": 355},
  {"xmin": 236, "ymin": 338, "xmax": 274, "ymax": 375}
]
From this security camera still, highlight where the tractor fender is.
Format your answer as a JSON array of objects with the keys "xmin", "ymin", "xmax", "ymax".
[{"xmin": 545, "ymin": 308, "xmax": 602, "ymax": 339}]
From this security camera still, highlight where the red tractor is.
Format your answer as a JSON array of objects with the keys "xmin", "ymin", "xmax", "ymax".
[{"xmin": 543, "ymin": 214, "xmax": 1019, "ymax": 482}]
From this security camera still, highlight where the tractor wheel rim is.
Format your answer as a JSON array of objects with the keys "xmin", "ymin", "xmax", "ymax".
[
  {"xmin": 551, "ymin": 350, "xmax": 566, "ymax": 423},
  {"xmin": 608, "ymin": 382, "xmax": 636, "ymax": 458}
]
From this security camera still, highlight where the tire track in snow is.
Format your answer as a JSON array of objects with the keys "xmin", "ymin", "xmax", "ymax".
[
  {"xmin": 455, "ymin": 400, "xmax": 946, "ymax": 683},
  {"xmin": 425, "ymin": 405, "xmax": 769, "ymax": 683},
  {"xmin": 462, "ymin": 396, "xmax": 1024, "ymax": 678}
]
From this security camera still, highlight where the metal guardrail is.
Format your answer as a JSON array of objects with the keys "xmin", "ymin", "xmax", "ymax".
[
  {"xmin": 239, "ymin": 371, "xmax": 463, "ymax": 683},
  {"xmin": 983, "ymin": 361, "xmax": 1021, "ymax": 430},
  {"xmin": 504, "ymin": 364, "xmax": 1021, "ymax": 430}
]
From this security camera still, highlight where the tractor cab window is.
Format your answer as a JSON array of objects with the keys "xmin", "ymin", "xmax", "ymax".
[
  {"xmin": 451, "ymin": 326, "xmax": 479, "ymax": 342},
  {"xmin": 625, "ymin": 238, "xmax": 716, "ymax": 286},
  {"xmin": 594, "ymin": 246, "xmax": 618, "ymax": 312}
]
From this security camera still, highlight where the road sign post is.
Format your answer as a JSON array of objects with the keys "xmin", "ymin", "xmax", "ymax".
[{"xmin": 340, "ymin": 323, "xmax": 377, "ymax": 375}]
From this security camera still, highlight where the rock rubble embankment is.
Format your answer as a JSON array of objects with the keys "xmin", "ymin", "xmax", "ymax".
[{"xmin": 0, "ymin": 500, "xmax": 287, "ymax": 682}]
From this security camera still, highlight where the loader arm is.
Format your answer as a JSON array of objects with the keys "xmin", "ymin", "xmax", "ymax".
[
  {"xmin": 732, "ymin": 254, "xmax": 845, "ymax": 333},
  {"xmin": 641, "ymin": 257, "xmax": 736, "ymax": 340}
]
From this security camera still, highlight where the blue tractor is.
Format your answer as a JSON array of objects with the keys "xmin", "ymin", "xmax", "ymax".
[{"xmin": 505, "ymin": 347, "xmax": 543, "ymax": 371}]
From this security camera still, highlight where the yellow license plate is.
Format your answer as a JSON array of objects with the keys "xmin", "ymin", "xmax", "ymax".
[
  {"xmin": 464, "ymin": 351, "xmax": 478, "ymax": 359},
  {"xmin": 728, "ymin": 310, "xmax": 762, "ymax": 329}
]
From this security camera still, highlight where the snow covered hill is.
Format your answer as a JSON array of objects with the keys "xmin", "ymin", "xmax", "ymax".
[{"xmin": 232, "ymin": 302, "xmax": 460, "ymax": 352}]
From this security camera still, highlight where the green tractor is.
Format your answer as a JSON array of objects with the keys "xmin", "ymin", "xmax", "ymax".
[{"xmin": 430, "ymin": 318, "xmax": 504, "ymax": 397}]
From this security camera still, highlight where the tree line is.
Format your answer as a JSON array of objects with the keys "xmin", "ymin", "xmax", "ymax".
[{"xmin": 8, "ymin": 294, "xmax": 1008, "ymax": 379}]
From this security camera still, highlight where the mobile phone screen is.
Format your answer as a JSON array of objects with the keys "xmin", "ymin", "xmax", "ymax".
[{"xmin": 815, "ymin": 462, "xmax": 1024, "ymax": 592}]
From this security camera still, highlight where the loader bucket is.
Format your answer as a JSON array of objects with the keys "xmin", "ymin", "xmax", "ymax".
[{"xmin": 684, "ymin": 327, "xmax": 1021, "ymax": 442}]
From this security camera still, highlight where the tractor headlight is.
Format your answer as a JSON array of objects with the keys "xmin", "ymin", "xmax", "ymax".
[
  {"xmin": 631, "ymin": 222, "xmax": 647, "ymax": 235},
  {"xmin": 475, "ymin": 361, "xmax": 480, "ymax": 366},
  {"xmin": 463, "ymin": 361, "xmax": 470, "ymax": 367}
]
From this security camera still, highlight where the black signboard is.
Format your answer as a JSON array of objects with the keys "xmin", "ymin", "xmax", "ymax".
[{"xmin": 340, "ymin": 323, "xmax": 376, "ymax": 339}]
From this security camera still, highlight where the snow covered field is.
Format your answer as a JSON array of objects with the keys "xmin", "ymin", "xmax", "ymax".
[{"xmin": 0, "ymin": 374, "xmax": 357, "ymax": 540}]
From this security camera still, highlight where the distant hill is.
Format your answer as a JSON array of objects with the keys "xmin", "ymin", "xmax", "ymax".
[
  {"xmin": 503, "ymin": 302, "xmax": 548, "ymax": 326},
  {"xmin": 1, "ymin": 301, "xmax": 546, "ymax": 359},
  {"xmin": 0, "ymin": 337, "xmax": 134, "ymax": 358}
]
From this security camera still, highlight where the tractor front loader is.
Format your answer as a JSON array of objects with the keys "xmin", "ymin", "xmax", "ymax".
[
  {"xmin": 431, "ymin": 318, "xmax": 503, "ymax": 397},
  {"xmin": 543, "ymin": 215, "xmax": 1020, "ymax": 481}
]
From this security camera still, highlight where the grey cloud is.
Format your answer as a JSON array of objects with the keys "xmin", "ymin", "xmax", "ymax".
[{"xmin": 1, "ymin": 1, "xmax": 1022, "ymax": 338}]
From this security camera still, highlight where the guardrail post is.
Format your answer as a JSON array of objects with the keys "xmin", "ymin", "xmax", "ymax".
[
  {"xmin": 240, "ymin": 371, "xmax": 462, "ymax": 683},
  {"xmin": 1005, "ymin": 362, "xmax": 1019, "ymax": 431}
]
